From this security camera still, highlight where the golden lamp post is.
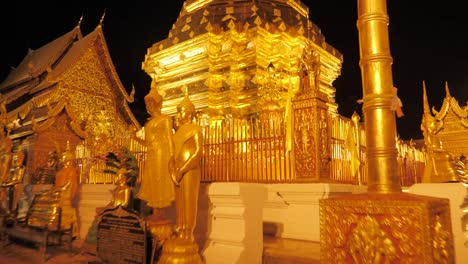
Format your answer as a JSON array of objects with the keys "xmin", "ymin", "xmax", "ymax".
[{"xmin": 320, "ymin": 0, "xmax": 455, "ymax": 262}]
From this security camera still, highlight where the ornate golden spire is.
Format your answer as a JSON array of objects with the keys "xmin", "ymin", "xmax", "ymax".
[
  {"xmin": 445, "ymin": 81, "xmax": 451, "ymax": 98},
  {"xmin": 77, "ymin": 13, "xmax": 83, "ymax": 28},
  {"xmin": 98, "ymin": 10, "xmax": 106, "ymax": 27},
  {"xmin": 422, "ymin": 80, "xmax": 431, "ymax": 116}
]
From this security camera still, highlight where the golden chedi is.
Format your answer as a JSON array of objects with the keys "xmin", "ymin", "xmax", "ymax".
[{"xmin": 142, "ymin": 0, "xmax": 342, "ymax": 121}]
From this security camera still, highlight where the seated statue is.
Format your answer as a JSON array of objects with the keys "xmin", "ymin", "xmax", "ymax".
[
  {"xmin": 27, "ymin": 142, "xmax": 79, "ymax": 237},
  {"xmin": 32, "ymin": 150, "xmax": 59, "ymax": 185},
  {"xmin": 103, "ymin": 167, "xmax": 131, "ymax": 210}
]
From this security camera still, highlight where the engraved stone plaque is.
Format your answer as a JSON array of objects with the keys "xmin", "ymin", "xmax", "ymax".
[{"xmin": 97, "ymin": 206, "xmax": 147, "ymax": 264}]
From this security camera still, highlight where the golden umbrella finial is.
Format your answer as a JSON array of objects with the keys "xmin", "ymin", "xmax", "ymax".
[
  {"xmin": 422, "ymin": 80, "xmax": 431, "ymax": 115},
  {"xmin": 77, "ymin": 13, "xmax": 83, "ymax": 28},
  {"xmin": 445, "ymin": 81, "xmax": 451, "ymax": 97},
  {"xmin": 99, "ymin": 10, "xmax": 106, "ymax": 27}
]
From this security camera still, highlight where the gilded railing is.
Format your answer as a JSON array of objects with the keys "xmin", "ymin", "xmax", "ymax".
[
  {"xmin": 75, "ymin": 114, "xmax": 425, "ymax": 187},
  {"xmin": 200, "ymin": 114, "xmax": 426, "ymax": 186},
  {"xmin": 76, "ymin": 137, "xmax": 146, "ymax": 184},
  {"xmin": 201, "ymin": 118, "xmax": 293, "ymax": 183}
]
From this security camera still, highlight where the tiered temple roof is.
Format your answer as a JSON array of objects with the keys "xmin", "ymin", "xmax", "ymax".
[
  {"xmin": 0, "ymin": 20, "xmax": 140, "ymax": 140},
  {"xmin": 423, "ymin": 81, "xmax": 468, "ymax": 157}
]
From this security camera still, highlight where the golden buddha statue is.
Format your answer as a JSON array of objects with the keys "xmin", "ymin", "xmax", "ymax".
[
  {"xmin": 29, "ymin": 142, "xmax": 79, "ymax": 236},
  {"xmin": 159, "ymin": 91, "xmax": 203, "ymax": 264},
  {"xmin": 1, "ymin": 151, "xmax": 26, "ymax": 214},
  {"xmin": 137, "ymin": 87, "xmax": 175, "ymax": 210},
  {"xmin": 105, "ymin": 167, "xmax": 131, "ymax": 210},
  {"xmin": 32, "ymin": 150, "xmax": 59, "ymax": 184},
  {"xmin": 0, "ymin": 129, "xmax": 13, "ymax": 183},
  {"xmin": 0, "ymin": 129, "xmax": 13, "ymax": 212}
]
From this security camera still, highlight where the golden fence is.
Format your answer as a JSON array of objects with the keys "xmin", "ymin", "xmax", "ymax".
[
  {"xmin": 77, "ymin": 137, "xmax": 146, "ymax": 184},
  {"xmin": 200, "ymin": 115, "xmax": 426, "ymax": 186},
  {"xmin": 76, "ymin": 116, "xmax": 425, "ymax": 187},
  {"xmin": 201, "ymin": 119, "xmax": 293, "ymax": 183}
]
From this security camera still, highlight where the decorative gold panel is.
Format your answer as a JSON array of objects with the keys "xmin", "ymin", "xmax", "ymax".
[
  {"xmin": 320, "ymin": 193, "xmax": 454, "ymax": 263},
  {"xmin": 293, "ymin": 103, "xmax": 316, "ymax": 180}
]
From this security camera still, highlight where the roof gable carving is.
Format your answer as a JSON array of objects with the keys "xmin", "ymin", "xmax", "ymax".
[{"xmin": 1, "ymin": 24, "xmax": 140, "ymax": 138}]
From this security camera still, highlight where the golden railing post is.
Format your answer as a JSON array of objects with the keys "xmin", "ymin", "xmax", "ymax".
[
  {"xmin": 351, "ymin": 112, "xmax": 362, "ymax": 185},
  {"xmin": 320, "ymin": 0, "xmax": 455, "ymax": 262}
]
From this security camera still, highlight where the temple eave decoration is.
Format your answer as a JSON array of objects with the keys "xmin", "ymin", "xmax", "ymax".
[{"xmin": 423, "ymin": 81, "xmax": 468, "ymax": 157}]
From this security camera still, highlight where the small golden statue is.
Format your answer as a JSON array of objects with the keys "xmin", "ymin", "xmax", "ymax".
[
  {"xmin": 1, "ymin": 151, "xmax": 26, "ymax": 215},
  {"xmin": 104, "ymin": 167, "xmax": 132, "ymax": 210},
  {"xmin": 0, "ymin": 129, "xmax": 13, "ymax": 183},
  {"xmin": 0, "ymin": 129, "xmax": 13, "ymax": 213},
  {"xmin": 32, "ymin": 150, "xmax": 59, "ymax": 184},
  {"xmin": 159, "ymin": 90, "xmax": 203, "ymax": 264},
  {"xmin": 421, "ymin": 113, "xmax": 458, "ymax": 183}
]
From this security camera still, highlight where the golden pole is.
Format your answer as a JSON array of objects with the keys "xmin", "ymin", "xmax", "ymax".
[
  {"xmin": 357, "ymin": 0, "xmax": 400, "ymax": 193},
  {"xmin": 320, "ymin": 1, "xmax": 455, "ymax": 262}
]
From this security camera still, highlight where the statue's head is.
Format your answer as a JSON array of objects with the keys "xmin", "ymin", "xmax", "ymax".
[
  {"xmin": 61, "ymin": 141, "xmax": 75, "ymax": 167},
  {"xmin": 176, "ymin": 87, "xmax": 195, "ymax": 125},
  {"xmin": 144, "ymin": 89, "xmax": 163, "ymax": 115},
  {"xmin": 47, "ymin": 150, "xmax": 59, "ymax": 167}
]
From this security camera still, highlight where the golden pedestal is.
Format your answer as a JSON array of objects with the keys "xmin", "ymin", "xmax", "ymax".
[
  {"xmin": 158, "ymin": 237, "xmax": 202, "ymax": 264},
  {"xmin": 320, "ymin": 192, "xmax": 455, "ymax": 263}
]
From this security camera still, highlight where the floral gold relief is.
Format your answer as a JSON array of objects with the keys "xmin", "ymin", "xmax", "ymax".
[
  {"xmin": 349, "ymin": 215, "xmax": 396, "ymax": 264},
  {"xmin": 320, "ymin": 193, "xmax": 455, "ymax": 264}
]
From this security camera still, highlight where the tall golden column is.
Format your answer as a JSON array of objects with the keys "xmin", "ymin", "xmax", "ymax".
[
  {"xmin": 357, "ymin": 0, "xmax": 400, "ymax": 193},
  {"xmin": 320, "ymin": 0, "xmax": 455, "ymax": 262}
]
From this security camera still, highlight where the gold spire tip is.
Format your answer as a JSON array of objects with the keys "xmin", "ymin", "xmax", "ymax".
[
  {"xmin": 99, "ymin": 10, "xmax": 106, "ymax": 27},
  {"xmin": 77, "ymin": 13, "xmax": 83, "ymax": 28}
]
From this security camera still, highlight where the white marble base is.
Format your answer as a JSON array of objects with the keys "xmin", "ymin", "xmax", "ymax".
[
  {"xmin": 202, "ymin": 183, "xmax": 267, "ymax": 264},
  {"xmin": 77, "ymin": 184, "xmax": 115, "ymax": 240},
  {"xmin": 263, "ymin": 183, "xmax": 366, "ymax": 242},
  {"xmin": 407, "ymin": 183, "xmax": 467, "ymax": 264}
]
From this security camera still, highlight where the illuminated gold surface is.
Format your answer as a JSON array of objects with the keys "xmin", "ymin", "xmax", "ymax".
[
  {"xmin": 357, "ymin": 0, "xmax": 400, "ymax": 193},
  {"xmin": 422, "ymin": 82, "xmax": 468, "ymax": 183},
  {"xmin": 158, "ymin": 237, "xmax": 202, "ymax": 264},
  {"xmin": 0, "ymin": 151, "xmax": 25, "ymax": 213},
  {"xmin": 424, "ymin": 82, "xmax": 468, "ymax": 157},
  {"xmin": 143, "ymin": 0, "xmax": 342, "ymax": 117},
  {"xmin": 320, "ymin": 193, "xmax": 454, "ymax": 263},
  {"xmin": 143, "ymin": 1, "xmax": 426, "ymax": 186},
  {"xmin": 320, "ymin": 0, "xmax": 455, "ymax": 262},
  {"xmin": 161, "ymin": 93, "xmax": 203, "ymax": 263},
  {"xmin": 136, "ymin": 88, "xmax": 175, "ymax": 208},
  {"xmin": 421, "ymin": 84, "xmax": 458, "ymax": 183}
]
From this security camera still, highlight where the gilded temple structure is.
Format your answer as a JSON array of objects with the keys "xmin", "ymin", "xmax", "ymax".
[
  {"xmin": 143, "ymin": 0, "xmax": 347, "ymax": 183},
  {"xmin": 0, "ymin": 18, "xmax": 140, "ymax": 180},
  {"xmin": 0, "ymin": 18, "xmax": 140, "ymax": 240},
  {"xmin": 422, "ymin": 82, "xmax": 468, "ymax": 159},
  {"xmin": 1, "ymin": 1, "xmax": 463, "ymax": 263}
]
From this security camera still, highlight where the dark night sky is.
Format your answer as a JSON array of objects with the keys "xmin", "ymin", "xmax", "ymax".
[{"xmin": 1, "ymin": 1, "xmax": 467, "ymax": 140}]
